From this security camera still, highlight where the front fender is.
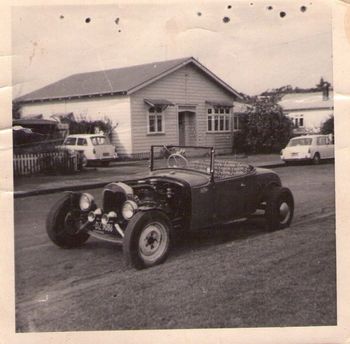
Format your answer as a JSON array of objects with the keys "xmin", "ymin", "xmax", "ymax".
[{"xmin": 63, "ymin": 191, "xmax": 97, "ymax": 213}]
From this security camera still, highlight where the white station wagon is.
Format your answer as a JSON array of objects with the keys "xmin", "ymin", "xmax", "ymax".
[
  {"xmin": 62, "ymin": 134, "xmax": 117, "ymax": 166},
  {"xmin": 281, "ymin": 134, "xmax": 334, "ymax": 164}
]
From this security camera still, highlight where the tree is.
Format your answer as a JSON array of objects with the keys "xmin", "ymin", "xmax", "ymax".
[
  {"xmin": 320, "ymin": 115, "xmax": 334, "ymax": 136},
  {"xmin": 58, "ymin": 114, "xmax": 118, "ymax": 141},
  {"xmin": 233, "ymin": 95, "xmax": 293, "ymax": 154},
  {"xmin": 316, "ymin": 77, "xmax": 331, "ymax": 90}
]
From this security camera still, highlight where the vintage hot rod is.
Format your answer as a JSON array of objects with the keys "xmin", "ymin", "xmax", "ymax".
[{"xmin": 47, "ymin": 145, "xmax": 294, "ymax": 269}]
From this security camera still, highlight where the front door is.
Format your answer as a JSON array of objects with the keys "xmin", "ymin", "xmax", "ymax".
[
  {"xmin": 178, "ymin": 113, "xmax": 185, "ymax": 146},
  {"xmin": 178, "ymin": 110, "xmax": 196, "ymax": 146}
]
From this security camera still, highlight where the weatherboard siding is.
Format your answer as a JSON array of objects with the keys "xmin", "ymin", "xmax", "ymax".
[
  {"xmin": 130, "ymin": 64, "xmax": 235, "ymax": 155},
  {"xmin": 20, "ymin": 96, "xmax": 132, "ymax": 155}
]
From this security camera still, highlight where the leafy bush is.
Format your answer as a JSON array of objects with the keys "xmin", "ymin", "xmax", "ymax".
[
  {"xmin": 233, "ymin": 96, "xmax": 293, "ymax": 154},
  {"xmin": 320, "ymin": 115, "xmax": 334, "ymax": 136},
  {"xmin": 60, "ymin": 115, "xmax": 118, "ymax": 140}
]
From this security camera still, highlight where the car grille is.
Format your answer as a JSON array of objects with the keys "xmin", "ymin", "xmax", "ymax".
[{"xmin": 102, "ymin": 189, "xmax": 127, "ymax": 215}]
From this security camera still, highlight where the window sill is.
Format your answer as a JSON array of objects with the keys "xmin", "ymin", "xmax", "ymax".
[
  {"xmin": 206, "ymin": 131, "xmax": 231, "ymax": 134},
  {"xmin": 147, "ymin": 132, "xmax": 166, "ymax": 136}
]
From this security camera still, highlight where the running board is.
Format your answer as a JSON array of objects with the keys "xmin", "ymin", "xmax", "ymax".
[
  {"xmin": 221, "ymin": 217, "xmax": 248, "ymax": 226},
  {"xmin": 88, "ymin": 230, "xmax": 123, "ymax": 244}
]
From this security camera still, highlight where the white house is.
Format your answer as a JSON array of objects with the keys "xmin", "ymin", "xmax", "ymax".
[
  {"xmin": 15, "ymin": 57, "xmax": 244, "ymax": 158},
  {"xmin": 278, "ymin": 88, "xmax": 333, "ymax": 135}
]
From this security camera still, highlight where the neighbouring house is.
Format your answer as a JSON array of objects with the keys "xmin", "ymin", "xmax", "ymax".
[
  {"xmin": 278, "ymin": 86, "xmax": 333, "ymax": 135},
  {"xmin": 15, "ymin": 57, "xmax": 244, "ymax": 158}
]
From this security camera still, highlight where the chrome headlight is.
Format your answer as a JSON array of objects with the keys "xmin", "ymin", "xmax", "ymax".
[
  {"xmin": 121, "ymin": 200, "xmax": 138, "ymax": 220},
  {"xmin": 79, "ymin": 193, "xmax": 94, "ymax": 211},
  {"xmin": 88, "ymin": 211, "xmax": 96, "ymax": 222},
  {"xmin": 101, "ymin": 211, "xmax": 117, "ymax": 225},
  {"xmin": 101, "ymin": 214, "xmax": 109, "ymax": 225}
]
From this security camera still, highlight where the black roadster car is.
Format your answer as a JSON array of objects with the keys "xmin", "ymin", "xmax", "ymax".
[{"xmin": 47, "ymin": 145, "xmax": 294, "ymax": 269}]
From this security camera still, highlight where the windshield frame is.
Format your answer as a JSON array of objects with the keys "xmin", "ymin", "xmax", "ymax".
[{"xmin": 150, "ymin": 145, "xmax": 215, "ymax": 178}]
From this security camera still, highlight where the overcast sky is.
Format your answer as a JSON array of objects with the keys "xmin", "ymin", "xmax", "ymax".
[{"xmin": 12, "ymin": 0, "xmax": 332, "ymax": 98}]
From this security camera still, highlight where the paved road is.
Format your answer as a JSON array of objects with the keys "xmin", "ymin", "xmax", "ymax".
[{"xmin": 14, "ymin": 163, "xmax": 336, "ymax": 331}]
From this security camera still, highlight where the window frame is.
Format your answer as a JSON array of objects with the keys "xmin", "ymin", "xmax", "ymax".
[
  {"xmin": 299, "ymin": 116, "xmax": 304, "ymax": 127},
  {"xmin": 207, "ymin": 107, "xmax": 231, "ymax": 133},
  {"xmin": 147, "ymin": 107, "xmax": 165, "ymax": 135},
  {"xmin": 233, "ymin": 114, "xmax": 240, "ymax": 130}
]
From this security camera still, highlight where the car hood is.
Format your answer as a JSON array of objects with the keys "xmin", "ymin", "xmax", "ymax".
[
  {"xmin": 147, "ymin": 169, "xmax": 211, "ymax": 187},
  {"xmin": 254, "ymin": 167, "xmax": 277, "ymax": 175}
]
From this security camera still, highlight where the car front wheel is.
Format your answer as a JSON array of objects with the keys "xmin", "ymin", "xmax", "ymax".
[
  {"xmin": 264, "ymin": 186, "xmax": 294, "ymax": 231},
  {"xmin": 123, "ymin": 210, "xmax": 171, "ymax": 269},
  {"xmin": 46, "ymin": 194, "xmax": 90, "ymax": 248}
]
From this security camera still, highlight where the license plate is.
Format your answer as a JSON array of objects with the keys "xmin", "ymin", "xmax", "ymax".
[
  {"xmin": 103, "ymin": 153, "xmax": 110, "ymax": 156},
  {"xmin": 94, "ymin": 222, "xmax": 114, "ymax": 233},
  {"xmin": 291, "ymin": 152, "xmax": 298, "ymax": 156}
]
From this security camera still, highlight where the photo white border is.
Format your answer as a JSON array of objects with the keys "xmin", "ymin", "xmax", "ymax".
[{"xmin": 1, "ymin": 0, "xmax": 349, "ymax": 343}]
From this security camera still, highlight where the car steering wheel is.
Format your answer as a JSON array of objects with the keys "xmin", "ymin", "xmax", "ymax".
[{"xmin": 167, "ymin": 153, "xmax": 188, "ymax": 168}]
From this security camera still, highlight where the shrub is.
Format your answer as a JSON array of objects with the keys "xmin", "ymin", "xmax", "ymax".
[
  {"xmin": 61, "ymin": 115, "xmax": 118, "ymax": 140},
  {"xmin": 233, "ymin": 96, "xmax": 293, "ymax": 154},
  {"xmin": 320, "ymin": 115, "xmax": 334, "ymax": 136}
]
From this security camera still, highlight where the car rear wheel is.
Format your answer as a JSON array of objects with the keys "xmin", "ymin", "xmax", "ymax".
[
  {"xmin": 123, "ymin": 210, "xmax": 171, "ymax": 269},
  {"xmin": 77, "ymin": 153, "xmax": 87, "ymax": 171},
  {"xmin": 264, "ymin": 186, "xmax": 294, "ymax": 231},
  {"xmin": 46, "ymin": 194, "xmax": 89, "ymax": 248},
  {"xmin": 312, "ymin": 153, "xmax": 321, "ymax": 165}
]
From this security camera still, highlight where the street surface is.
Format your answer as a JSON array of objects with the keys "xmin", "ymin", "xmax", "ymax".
[{"xmin": 14, "ymin": 163, "xmax": 336, "ymax": 331}]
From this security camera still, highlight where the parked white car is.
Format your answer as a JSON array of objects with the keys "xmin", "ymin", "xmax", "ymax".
[
  {"xmin": 62, "ymin": 134, "xmax": 117, "ymax": 166},
  {"xmin": 281, "ymin": 134, "xmax": 334, "ymax": 164}
]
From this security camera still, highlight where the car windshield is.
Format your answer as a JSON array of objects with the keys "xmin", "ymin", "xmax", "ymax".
[
  {"xmin": 151, "ymin": 146, "xmax": 213, "ymax": 175},
  {"xmin": 90, "ymin": 136, "xmax": 110, "ymax": 145},
  {"xmin": 287, "ymin": 138, "xmax": 313, "ymax": 147}
]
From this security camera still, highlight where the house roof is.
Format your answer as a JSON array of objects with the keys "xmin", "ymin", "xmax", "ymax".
[
  {"xmin": 13, "ymin": 118, "xmax": 58, "ymax": 126},
  {"xmin": 278, "ymin": 91, "xmax": 334, "ymax": 112},
  {"xmin": 15, "ymin": 57, "xmax": 242, "ymax": 103}
]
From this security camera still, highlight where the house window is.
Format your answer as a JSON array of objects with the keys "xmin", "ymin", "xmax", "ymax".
[
  {"xmin": 207, "ymin": 107, "xmax": 231, "ymax": 132},
  {"xmin": 214, "ymin": 115, "xmax": 219, "ymax": 131},
  {"xmin": 233, "ymin": 115, "xmax": 239, "ymax": 130},
  {"xmin": 148, "ymin": 107, "xmax": 164, "ymax": 134},
  {"xmin": 299, "ymin": 117, "xmax": 304, "ymax": 127},
  {"xmin": 292, "ymin": 115, "xmax": 304, "ymax": 128}
]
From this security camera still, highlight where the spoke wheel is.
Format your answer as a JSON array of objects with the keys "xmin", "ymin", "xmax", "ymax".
[{"xmin": 167, "ymin": 153, "xmax": 188, "ymax": 168}]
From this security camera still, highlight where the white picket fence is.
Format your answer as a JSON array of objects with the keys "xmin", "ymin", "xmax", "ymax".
[{"xmin": 13, "ymin": 151, "xmax": 78, "ymax": 176}]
